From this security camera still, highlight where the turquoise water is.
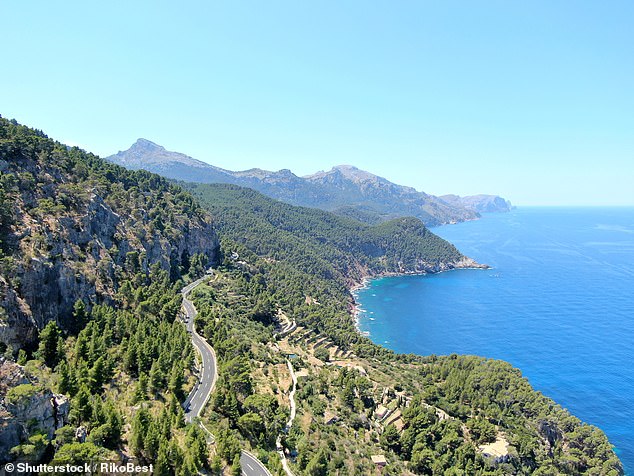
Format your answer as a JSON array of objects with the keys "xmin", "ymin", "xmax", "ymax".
[{"xmin": 356, "ymin": 207, "xmax": 634, "ymax": 473}]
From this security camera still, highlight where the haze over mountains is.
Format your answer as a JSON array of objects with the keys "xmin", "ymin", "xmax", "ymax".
[{"xmin": 107, "ymin": 139, "xmax": 512, "ymax": 226}]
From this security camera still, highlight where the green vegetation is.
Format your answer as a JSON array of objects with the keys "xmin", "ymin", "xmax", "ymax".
[
  {"xmin": 0, "ymin": 116, "xmax": 215, "ymax": 472},
  {"xmin": 183, "ymin": 183, "xmax": 622, "ymax": 475},
  {"xmin": 0, "ymin": 115, "xmax": 214, "ymax": 340},
  {"xmin": 184, "ymin": 182, "xmax": 466, "ymax": 354},
  {"xmin": 6, "ymin": 383, "xmax": 40, "ymax": 405},
  {"xmin": 0, "ymin": 117, "xmax": 623, "ymax": 475}
]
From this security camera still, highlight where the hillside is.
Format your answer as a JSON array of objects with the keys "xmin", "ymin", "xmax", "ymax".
[
  {"xmin": 0, "ymin": 117, "xmax": 218, "ymax": 471},
  {"xmin": 106, "ymin": 139, "xmax": 507, "ymax": 226},
  {"xmin": 183, "ymin": 186, "xmax": 623, "ymax": 475},
  {"xmin": 183, "ymin": 182, "xmax": 482, "ymax": 348},
  {"xmin": 0, "ymin": 120, "xmax": 218, "ymax": 350},
  {"xmin": 0, "ymin": 118, "xmax": 622, "ymax": 475}
]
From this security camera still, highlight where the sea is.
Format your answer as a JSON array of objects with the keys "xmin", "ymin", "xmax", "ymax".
[{"xmin": 355, "ymin": 207, "xmax": 634, "ymax": 474}]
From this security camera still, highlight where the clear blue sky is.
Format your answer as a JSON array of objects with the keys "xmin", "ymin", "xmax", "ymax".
[{"xmin": 2, "ymin": 1, "xmax": 633, "ymax": 205}]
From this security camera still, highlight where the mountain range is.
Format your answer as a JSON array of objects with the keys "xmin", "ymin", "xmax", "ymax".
[{"xmin": 106, "ymin": 139, "xmax": 512, "ymax": 226}]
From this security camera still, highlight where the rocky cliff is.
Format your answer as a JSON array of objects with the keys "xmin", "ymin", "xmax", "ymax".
[
  {"xmin": 0, "ymin": 118, "xmax": 219, "ymax": 350},
  {"xmin": 0, "ymin": 358, "xmax": 69, "ymax": 461},
  {"xmin": 440, "ymin": 193, "xmax": 513, "ymax": 213}
]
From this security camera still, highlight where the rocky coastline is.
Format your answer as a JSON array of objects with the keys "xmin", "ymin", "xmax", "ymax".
[{"xmin": 348, "ymin": 255, "xmax": 489, "ymax": 332}]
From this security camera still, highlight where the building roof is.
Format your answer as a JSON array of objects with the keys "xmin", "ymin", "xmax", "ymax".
[{"xmin": 371, "ymin": 454, "xmax": 387, "ymax": 465}]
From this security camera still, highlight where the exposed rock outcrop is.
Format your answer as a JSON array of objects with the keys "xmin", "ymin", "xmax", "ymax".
[
  {"xmin": 440, "ymin": 194, "xmax": 513, "ymax": 214},
  {"xmin": 0, "ymin": 359, "xmax": 69, "ymax": 462}
]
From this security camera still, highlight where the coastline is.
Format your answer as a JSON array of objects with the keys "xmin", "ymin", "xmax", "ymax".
[
  {"xmin": 345, "ymin": 210, "xmax": 627, "ymax": 474},
  {"xmin": 350, "ymin": 276, "xmax": 371, "ymax": 333},
  {"xmin": 349, "ymin": 256, "xmax": 489, "ymax": 334}
]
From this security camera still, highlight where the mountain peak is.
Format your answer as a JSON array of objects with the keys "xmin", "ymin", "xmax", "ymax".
[
  {"xmin": 131, "ymin": 138, "xmax": 165, "ymax": 152},
  {"xmin": 332, "ymin": 165, "xmax": 378, "ymax": 181},
  {"xmin": 306, "ymin": 164, "xmax": 381, "ymax": 184},
  {"xmin": 107, "ymin": 139, "xmax": 215, "ymax": 170}
]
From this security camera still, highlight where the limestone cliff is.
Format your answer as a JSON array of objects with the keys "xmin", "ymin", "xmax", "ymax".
[
  {"xmin": 0, "ymin": 359, "xmax": 69, "ymax": 460},
  {"xmin": 440, "ymin": 193, "xmax": 513, "ymax": 213},
  {"xmin": 0, "ymin": 118, "xmax": 219, "ymax": 350}
]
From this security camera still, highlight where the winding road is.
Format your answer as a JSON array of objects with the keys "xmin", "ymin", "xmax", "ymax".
[
  {"xmin": 182, "ymin": 275, "xmax": 218, "ymax": 423},
  {"xmin": 180, "ymin": 273, "xmax": 272, "ymax": 476}
]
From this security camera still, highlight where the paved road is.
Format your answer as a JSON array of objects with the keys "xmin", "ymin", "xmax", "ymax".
[
  {"xmin": 241, "ymin": 451, "xmax": 273, "ymax": 476},
  {"xmin": 181, "ymin": 275, "xmax": 218, "ymax": 423},
  {"xmin": 180, "ymin": 273, "xmax": 271, "ymax": 476}
]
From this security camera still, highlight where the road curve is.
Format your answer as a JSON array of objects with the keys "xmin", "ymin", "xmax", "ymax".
[
  {"xmin": 180, "ymin": 273, "xmax": 271, "ymax": 476},
  {"xmin": 182, "ymin": 275, "xmax": 218, "ymax": 423},
  {"xmin": 241, "ymin": 450, "xmax": 273, "ymax": 476}
]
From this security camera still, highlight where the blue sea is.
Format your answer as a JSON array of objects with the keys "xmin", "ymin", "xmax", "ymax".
[{"xmin": 356, "ymin": 207, "xmax": 634, "ymax": 473}]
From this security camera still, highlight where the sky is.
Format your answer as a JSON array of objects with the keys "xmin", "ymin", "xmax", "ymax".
[{"xmin": 1, "ymin": 1, "xmax": 633, "ymax": 206}]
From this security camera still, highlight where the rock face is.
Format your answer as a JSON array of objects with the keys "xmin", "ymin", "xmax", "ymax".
[
  {"xmin": 106, "ymin": 141, "xmax": 506, "ymax": 226},
  {"xmin": 0, "ymin": 119, "xmax": 219, "ymax": 349},
  {"xmin": 440, "ymin": 194, "xmax": 513, "ymax": 213},
  {"xmin": 0, "ymin": 359, "xmax": 70, "ymax": 462}
]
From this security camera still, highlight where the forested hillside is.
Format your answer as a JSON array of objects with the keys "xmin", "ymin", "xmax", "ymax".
[
  {"xmin": 188, "ymin": 240, "xmax": 623, "ymax": 475},
  {"xmin": 0, "ymin": 117, "xmax": 217, "ymax": 349},
  {"xmin": 0, "ymin": 116, "xmax": 217, "ymax": 472},
  {"xmin": 183, "ymin": 182, "xmax": 481, "ymax": 350}
]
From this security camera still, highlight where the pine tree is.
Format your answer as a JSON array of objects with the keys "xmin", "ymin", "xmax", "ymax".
[
  {"xmin": 306, "ymin": 448, "xmax": 328, "ymax": 476},
  {"xmin": 72, "ymin": 299, "xmax": 88, "ymax": 334},
  {"xmin": 90, "ymin": 356, "xmax": 110, "ymax": 393},
  {"xmin": 231, "ymin": 454, "xmax": 242, "ymax": 476},
  {"xmin": 168, "ymin": 440, "xmax": 184, "ymax": 474},
  {"xmin": 380, "ymin": 424, "xmax": 401, "ymax": 453},
  {"xmin": 124, "ymin": 340, "xmax": 139, "ymax": 376},
  {"xmin": 342, "ymin": 381, "xmax": 355, "ymax": 407},
  {"xmin": 145, "ymin": 421, "xmax": 160, "ymax": 460},
  {"xmin": 134, "ymin": 372, "xmax": 148, "ymax": 402},
  {"xmin": 74, "ymin": 333, "xmax": 89, "ymax": 361},
  {"xmin": 168, "ymin": 364, "xmax": 184, "ymax": 398},
  {"xmin": 168, "ymin": 393, "xmax": 185, "ymax": 428},
  {"xmin": 185, "ymin": 425, "xmax": 208, "ymax": 468},
  {"xmin": 210, "ymin": 456, "xmax": 222, "ymax": 475},
  {"xmin": 37, "ymin": 321, "xmax": 63, "ymax": 368},
  {"xmin": 131, "ymin": 407, "xmax": 151, "ymax": 455},
  {"xmin": 154, "ymin": 441, "xmax": 171, "ymax": 476},
  {"xmin": 58, "ymin": 360, "xmax": 76, "ymax": 395},
  {"xmin": 149, "ymin": 360, "xmax": 164, "ymax": 394},
  {"xmin": 73, "ymin": 385, "xmax": 92, "ymax": 424},
  {"xmin": 180, "ymin": 455, "xmax": 198, "ymax": 476},
  {"xmin": 102, "ymin": 399, "xmax": 122, "ymax": 449}
]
